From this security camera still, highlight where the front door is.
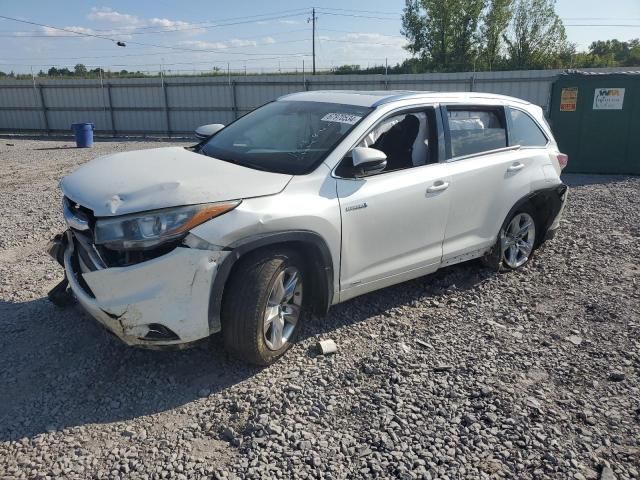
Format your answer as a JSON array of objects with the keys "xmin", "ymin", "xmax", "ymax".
[{"xmin": 335, "ymin": 108, "xmax": 450, "ymax": 301}]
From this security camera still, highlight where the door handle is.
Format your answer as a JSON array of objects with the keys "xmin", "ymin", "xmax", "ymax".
[
  {"xmin": 507, "ymin": 162, "xmax": 525, "ymax": 172},
  {"xmin": 427, "ymin": 181, "xmax": 449, "ymax": 193}
]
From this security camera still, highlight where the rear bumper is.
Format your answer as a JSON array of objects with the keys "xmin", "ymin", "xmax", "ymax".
[
  {"xmin": 52, "ymin": 231, "xmax": 228, "ymax": 348},
  {"xmin": 547, "ymin": 184, "xmax": 568, "ymax": 235}
]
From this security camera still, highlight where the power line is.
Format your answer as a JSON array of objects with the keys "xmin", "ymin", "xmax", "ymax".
[
  {"xmin": 0, "ymin": 14, "xmax": 306, "ymax": 57},
  {"xmin": 564, "ymin": 24, "xmax": 640, "ymax": 27},
  {"xmin": 322, "ymin": 38, "xmax": 407, "ymax": 47},
  {"xmin": 0, "ymin": 7, "xmax": 312, "ymax": 34},
  {"xmin": 0, "ymin": 38, "xmax": 311, "ymax": 62},
  {"xmin": 0, "ymin": 53, "xmax": 310, "ymax": 69},
  {"xmin": 561, "ymin": 17, "xmax": 640, "ymax": 20},
  {"xmin": 313, "ymin": 11, "xmax": 396, "ymax": 21},
  {"xmin": 321, "ymin": 27, "xmax": 404, "ymax": 38},
  {"xmin": 314, "ymin": 7, "xmax": 398, "ymax": 16},
  {"xmin": 90, "ymin": 7, "xmax": 312, "ymax": 32},
  {"xmin": 0, "ymin": 12, "xmax": 309, "ymax": 38}
]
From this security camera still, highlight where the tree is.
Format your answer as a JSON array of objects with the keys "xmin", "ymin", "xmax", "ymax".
[
  {"xmin": 480, "ymin": 0, "xmax": 512, "ymax": 70},
  {"xmin": 333, "ymin": 65, "xmax": 362, "ymax": 74},
  {"xmin": 401, "ymin": 0, "xmax": 485, "ymax": 72},
  {"xmin": 503, "ymin": 0, "xmax": 571, "ymax": 69},
  {"xmin": 74, "ymin": 63, "xmax": 87, "ymax": 76},
  {"xmin": 47, "ymin": 67, "xmax": 59, "ymax": 76},
  {"xmin": 588, "ymin": 39, "xmax": 640, "ymax": 66}
]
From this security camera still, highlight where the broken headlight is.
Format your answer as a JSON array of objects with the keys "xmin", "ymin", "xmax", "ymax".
[{"xmin": 94, "ymin": 201, "xmax": 240, "ymax": 250}]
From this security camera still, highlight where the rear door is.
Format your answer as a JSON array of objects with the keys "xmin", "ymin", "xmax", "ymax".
[{"xmin": 441, "ymin": 105, "xmax": 538, "ymax": 263}]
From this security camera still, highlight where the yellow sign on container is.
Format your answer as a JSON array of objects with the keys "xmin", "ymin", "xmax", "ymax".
[{"xmin": 560, "ymin": 87, "xmax": 578, "ymax": 112}]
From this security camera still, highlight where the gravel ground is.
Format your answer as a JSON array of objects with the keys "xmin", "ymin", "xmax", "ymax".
[{"xmin": 0, "ymin": 137, "xmax": 639, "ymax": 480}]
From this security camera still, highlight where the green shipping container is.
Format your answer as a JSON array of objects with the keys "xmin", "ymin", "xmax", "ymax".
[{"xmin": 549, "ymin": 71, "xmax": 640, "ymax": 174}]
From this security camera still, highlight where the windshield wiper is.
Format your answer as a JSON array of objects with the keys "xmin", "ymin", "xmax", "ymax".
[{"xmin": 200, "ymin": 149, "xmax": 272, "ymax": 172}]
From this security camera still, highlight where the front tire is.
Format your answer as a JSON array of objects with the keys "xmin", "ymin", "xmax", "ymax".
[{"xmin": 221, "ymin": 249, "xmax": 305, "ymax": 365}]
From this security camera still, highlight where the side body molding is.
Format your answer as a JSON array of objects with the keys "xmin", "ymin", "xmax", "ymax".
[{"xmin": 207, "ymin": 230, "xmax": 335, "ymax": 333}]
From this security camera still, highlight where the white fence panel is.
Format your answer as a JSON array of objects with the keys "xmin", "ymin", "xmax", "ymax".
[{"xmin": 0, "ymin": 68, "xmax": 629, "ymax": 135}]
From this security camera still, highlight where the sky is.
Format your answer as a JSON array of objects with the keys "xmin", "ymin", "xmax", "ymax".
[{"xmin": 0, "ymin": 0, "xmax": 639, "ymax": 75}]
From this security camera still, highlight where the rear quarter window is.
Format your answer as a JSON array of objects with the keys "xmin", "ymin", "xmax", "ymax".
[{"xmin": 509, "ymin": 109, "xmax": 548, "ymax": 147}]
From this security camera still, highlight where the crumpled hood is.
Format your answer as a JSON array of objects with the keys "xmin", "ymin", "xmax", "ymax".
[{"xmin": 60, "ymin": 147, "xmax": 292, "ymax": 217}]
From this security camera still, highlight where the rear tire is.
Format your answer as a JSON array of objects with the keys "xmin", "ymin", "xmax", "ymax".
[
  {"xmin": 483, "ymin": 207, "xmax": 537, "ymax": 272},
  {"xmin": 221, "ymin": 248, "xmax": 305, "ymax": 365}
]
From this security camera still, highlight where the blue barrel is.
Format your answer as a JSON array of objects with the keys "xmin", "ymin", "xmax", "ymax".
[{"xmin": 71, "ymin": 122, "xmax": 94, "ymax": 148}]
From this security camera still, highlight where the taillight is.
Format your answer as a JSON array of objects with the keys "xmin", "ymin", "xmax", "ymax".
[{"xmin": 557, "ymin": 153, "xmax": 568, "ymax": 170}]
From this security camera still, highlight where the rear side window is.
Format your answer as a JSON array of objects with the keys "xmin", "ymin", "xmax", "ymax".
[
  {"xmin": 509, "ymin": 109, "xmax": 548, "ymax": 147},
  {"xmin": 447, "ymin": 108, "xmax": 507, "ymax": 157}
]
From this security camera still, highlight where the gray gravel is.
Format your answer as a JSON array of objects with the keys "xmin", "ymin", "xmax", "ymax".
[{"xmin": 1, "ymin": 138, "xmax": 639, "ymax": 479}]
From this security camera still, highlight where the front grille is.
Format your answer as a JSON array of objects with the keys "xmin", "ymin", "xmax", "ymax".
[
  {"xmin": 65, "ymin": 231, "xmax": 96, "ymax": 298},
  {"xmin": 72, "ymin": 230, "xmax": 105, "ymax": 272}
]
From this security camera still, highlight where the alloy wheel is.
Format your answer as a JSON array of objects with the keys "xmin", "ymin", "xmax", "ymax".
[
  {"xmin": 263, "ymin": 266, "xmax": 303, "ymax": 350},
  {"xmin": 501, "ymin": 212, "xmax": 536, "ymax": 269}
]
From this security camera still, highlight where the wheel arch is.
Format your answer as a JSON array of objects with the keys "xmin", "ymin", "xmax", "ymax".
[
  {"xmin": 483, "ymin": 183, "xmax": 567, "ymax": 270},
  {"xmin": 504, "ymin": 184, "xmax": 567, "ymax": 246},
  {"xmin": 208, "ymin": 230, "xmax": 334, "ymax": 333}
]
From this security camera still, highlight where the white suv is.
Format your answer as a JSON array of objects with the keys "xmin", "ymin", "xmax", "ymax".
[{"xmin": 48, "ymin": 91, "xmax": 568, "ymax": 364}]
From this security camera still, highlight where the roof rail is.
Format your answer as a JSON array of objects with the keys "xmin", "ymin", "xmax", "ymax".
[{"xmin": 372, "ymin": 91, "xmax": 431, "ymax": 107}]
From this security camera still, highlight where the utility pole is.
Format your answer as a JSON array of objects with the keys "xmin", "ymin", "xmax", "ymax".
[{"xmin": 308, "ymin": 8, "xmax": 316, "ymax": 75}]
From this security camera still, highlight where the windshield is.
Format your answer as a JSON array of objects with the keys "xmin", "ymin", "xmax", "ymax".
[{"xmin": 199, "ymin": 101, "xmax": 371, "ymax": 175}]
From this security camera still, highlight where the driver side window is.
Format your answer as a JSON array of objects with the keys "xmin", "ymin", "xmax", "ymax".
[
  {"xmin": 336, "ymin": 108, "xmax": 437, "ymax": 178},
  {"xmin": 359, "ymin": 113, "xmax": 424, "ymax": 171}
]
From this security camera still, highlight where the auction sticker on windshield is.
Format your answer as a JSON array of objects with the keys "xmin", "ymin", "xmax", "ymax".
[{"xmin": 321, "ymin": 113, "xmax": 362, "ymax": 125}]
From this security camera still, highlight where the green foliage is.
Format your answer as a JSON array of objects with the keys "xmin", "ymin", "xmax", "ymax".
[
  {"xmin": 400, "ymin": 0, "xmax": 640, "ymax": 71},
  {"xmin": 402, "ymin": 0, "xmax": 484, "ymax": 71},
  {"xmin": 333, "ymin": 65, "xmax": 362, "ymax": 74},
  {"xmin": 586, "ymin": 39, "xmax": 640, "ymax": 67},
  {"xmin": 503, "ymin": 0, "xmax": 571, "ymax": 69},
  {"xmin": 480, "ymin": 0, "xmax": 512, "ymax": 70}
]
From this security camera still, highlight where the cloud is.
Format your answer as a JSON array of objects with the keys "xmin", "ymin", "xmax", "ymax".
[
  {"xmin": 345, "ymin": 33, "xmax": 408, "ymax": 48},
  {"xmin": 88, "ymin": 7, "xmax": 139, "ymax": 25},
  {"xmin": 228, "ymin": 39, "xmax": 258, "ymax": 47},
  {"xmin": 278, "ymin": 19, "xmax": 300, "ymax": 25},
  {"xmin": 147, "ymin": 17, "xmax": 205, "ymax": 35},
  {"xmin": 179, "ymin": 40, "xmax": 229, "ymax": 50},
  {"xmin": 179, "ymin": 37, "xmax": 281, "ymax": 51},
  {"xmin": 85, "ymin": 7, "xmax": 206, "ymax": 37},
  {"xmin": 148, "ymin": 18, "xmax": 188, "ymax": 28},
  {"xmin": 316, "ymin": 32, "xmax": 410, "ymax": 68},
  {"xmin": 41, "ymin": 26, "xmax": 96, "ymax": 37}
]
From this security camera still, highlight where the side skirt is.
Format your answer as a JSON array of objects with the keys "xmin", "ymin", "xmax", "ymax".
[{"xmin": 440, "ymin": 246, "xmax": 491, "ymax": 268}]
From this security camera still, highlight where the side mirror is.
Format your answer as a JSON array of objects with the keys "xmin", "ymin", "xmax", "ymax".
[
  {"xmin": 195, "ymin": 123, "xmax": 225, "ymax": 140},
  {"xmin": 351, "ymin": 147, "xmax": 387, "ymax": 177}
]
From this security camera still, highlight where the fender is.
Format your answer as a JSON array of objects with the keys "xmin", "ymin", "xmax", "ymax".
[
  {"xmin": 483, "ymin": 183, "xmax": 567, "ymax": 269},
  {"xmin": 207, "ymin": 230, "xmax": 334, "ymax": 333},
  {"xmin": 504, "ymin": 183, "xmax": 568, "ymax": 245}
]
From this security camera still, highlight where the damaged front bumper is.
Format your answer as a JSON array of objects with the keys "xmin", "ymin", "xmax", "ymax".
[{"xmin": 49, "ymin": 231, "xmax": 228, "ymax": 348}]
